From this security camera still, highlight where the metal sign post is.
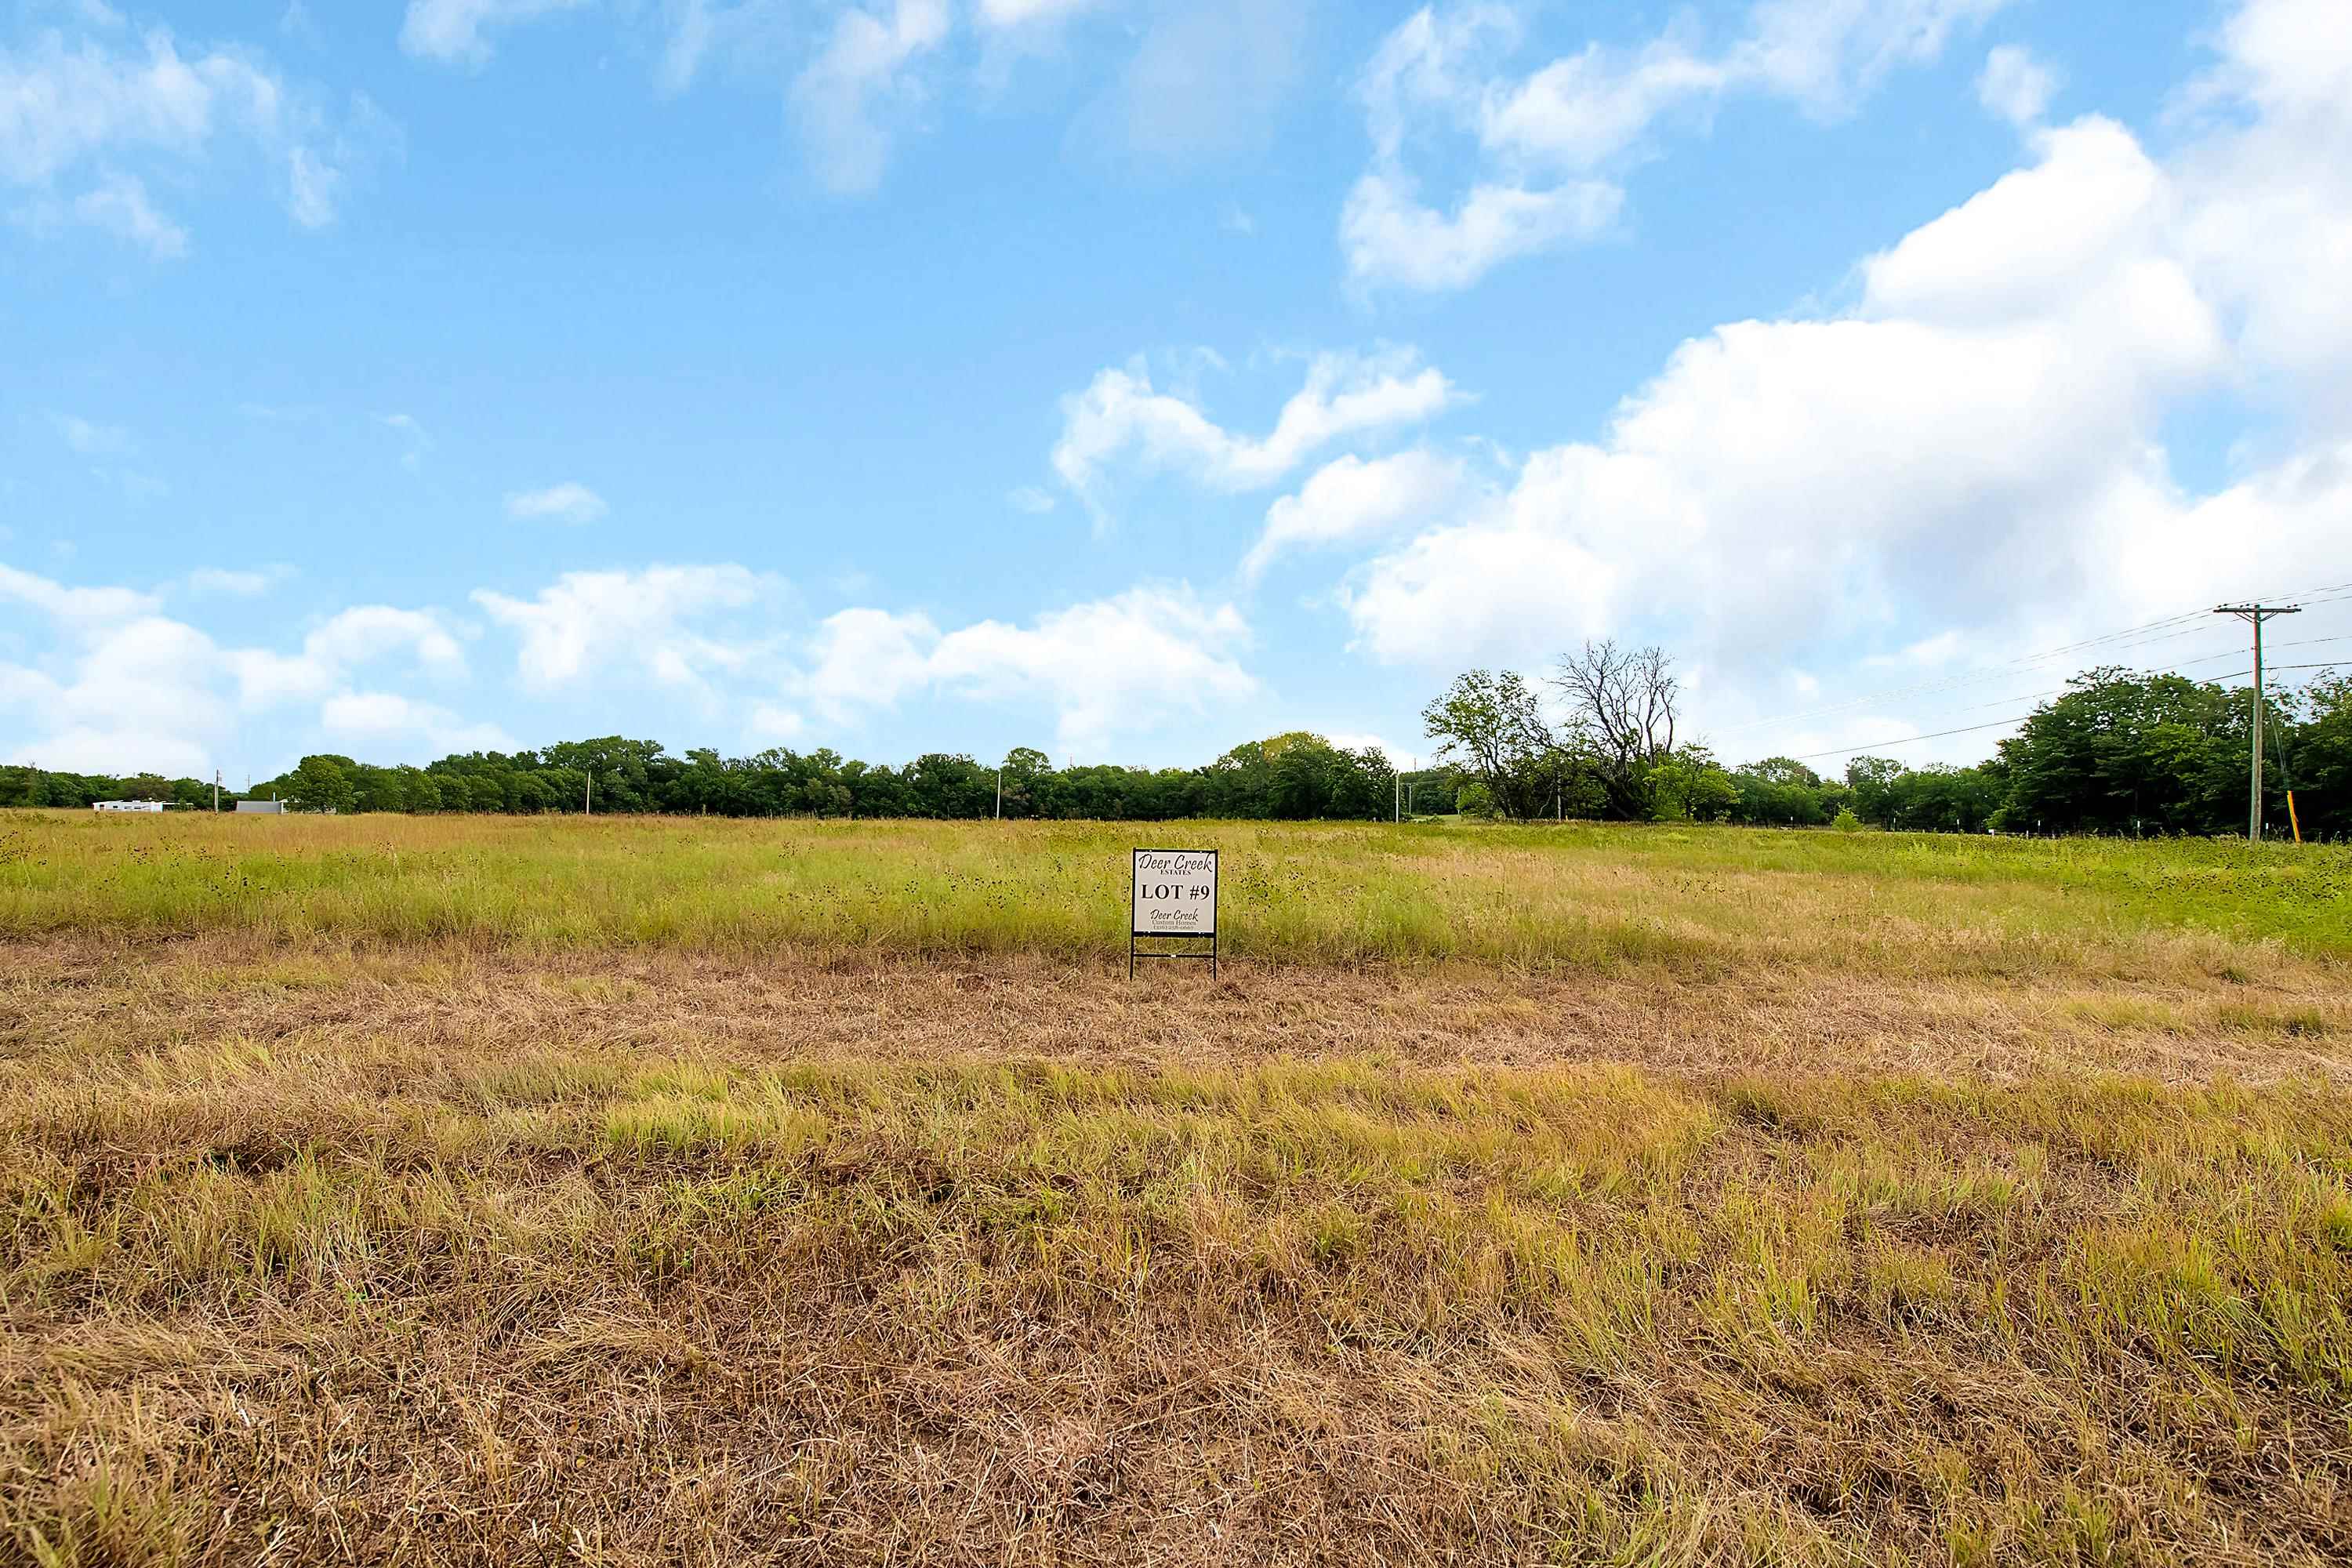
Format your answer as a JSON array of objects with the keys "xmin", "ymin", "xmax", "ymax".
[{"xmin": 1130, "ymin": 848, "xmax": 1218, "ymax": 978}]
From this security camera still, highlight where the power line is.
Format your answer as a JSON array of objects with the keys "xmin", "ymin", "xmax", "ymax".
[
  {"xmin": 1713, "ymin": 574, "xmax": 2352, "ymax": 742},
  {"xmin": 1777, "ymin": 653, "xmax": 2351, "ymax": 768},
  {"xmin": 1711, "ymin": 616, "xmax": 2238, "ymax": 737},
  {"xmin": 1787, "ymin": 715, "xmax": 2049, "ymax": 762}
]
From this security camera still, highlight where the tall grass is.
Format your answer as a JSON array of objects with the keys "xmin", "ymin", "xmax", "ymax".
[
  {"xmin": 5, "ymin": 810, "xmax": 2347, "ymax": 971},
  {"xmin": 5, "ymin": 1023, "xmax": 2348, "ymax": 1563},
  {"xmin": 5, "ymin": 817, "xmax": 2350, "ymax": 1563}
]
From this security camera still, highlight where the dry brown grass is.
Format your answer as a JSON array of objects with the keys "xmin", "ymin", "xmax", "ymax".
[{"xmin": 5, "ymin": 933, "xmax": 2351, "ymax": 1565}]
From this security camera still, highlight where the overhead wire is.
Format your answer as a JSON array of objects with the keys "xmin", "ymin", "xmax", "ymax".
[{"xmin": 1712, "ymin": 574, "xmax": 2352, "ymax": 748}]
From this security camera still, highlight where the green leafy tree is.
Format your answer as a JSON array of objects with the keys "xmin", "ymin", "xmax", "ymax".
[
  {"xmin": 1422, "ymin": 670, "xmax": 1566, "ymax": 822},
  {"xmin": 1649, "ymin": 746, "xmax": 1739, "ymax": 822},
  {"xmin": 283, "ymin": 755, "xmax": 358, "ymax": 815}
]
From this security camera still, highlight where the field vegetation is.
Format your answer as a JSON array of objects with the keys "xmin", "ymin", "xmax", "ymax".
[
  {"xmin": 5, "ymin": 811, "xmax": 2350, "ymax": 965},
  {"xmin": 3, "ymin": 810, "xmax": 2350, "ymax": 1565}
]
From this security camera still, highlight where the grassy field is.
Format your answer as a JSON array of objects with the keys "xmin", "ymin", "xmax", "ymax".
[
  {"xmin": 5, "ymin": 809, "xmax": 2350, "ymax": 968},
  {"xmin": 3, "ymin": 811, "xmax": 2350, "ymax": 1565}
]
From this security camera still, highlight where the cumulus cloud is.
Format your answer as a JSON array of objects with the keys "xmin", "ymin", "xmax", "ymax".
[
  {"xmin": 398, "ymin": 0, "xmax": 587, "ymax": 65},
  {"xmin": 1977, "ymin": 44, "xmax": 2059, "ymax": 127},
  {"xmin": 184, "ymin": 566, "xmax": 288, "ymax": 597},
  {"xmin": 0, "ymin": 16, "xmax": 388, "ymax": 252},
  {"xmin": 1245, "ymin": 449, "xmax": 1471, "ymax": 583},
  {"xmin": 1339, "ymin": 171, "xmax": 1621, "ymax": 295},
  {"xmin": 473, "ymin": 564, "xmax": 782, "ymax": 691},
  {"xmin": 1077, "ymin": 0, "xmax": 1310, "ymax": 165},
  {"xmin": 796, "ymin": 586, "xmax": 1257, "ymax": 753},
  {"xmin": 1323, "ymin": 5, "xmax": 2352, "ymax": 764},
  {"xmin": 0, "ymin": 562, "xmax": 158, "ymax": 624},
  {"xmin": 1345, "ymin": 0, "xmax": 2013, "ymax": 292},
  {"xmin": 976, "ymin": 0, "xmax": 1103, "ymax": 26},
  {"xmin": 1051, "ymin": 348, "xmax": 1460, "ymax": 507},
  {"xmin": 226, "ymin": 606, "xmax": 468, "ymax": 709},
  {"xmin": 800, "ymin": 606, "xmax": 941, "ymax": 721},
  {"xmin": 379, "ymin": 412, "xmax": 432, "ymax": 470},
  {"xmin": 790, "ymin": 0, "xmax": 952, "ymax": 194},
  {"xmin": 504, "ymin": 481, "xmax": 608, "ymax": 524},
  {"xmin": 49, "ymin": 413, "xmax": 130, "ymax": 457},
  {"xmin": 320, "ymin": 690, "xmax": 513, "ymax": 754},
  {"xmin": 49, "ymin": 170, "xmax": 187, "ymax": 257},
  {"xmin": 0, "ymin": 563, "xmax": 477, "ymax": 775}
]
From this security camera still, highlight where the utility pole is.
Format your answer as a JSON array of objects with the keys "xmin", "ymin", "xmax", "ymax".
[
  {"xmin": 2215, "ymin": 603, "xmax": 2302, "ymax": 841},
  {"xmin": 584, "ymin": 772, "xmax": 593, "ymax": 816},
  {"xmin": 996, "ymin": 765, "xmax": 1003, "ymax": 821},
  {"xmin": 212, "ymin": 770, "xmax": 220, "ymax": 812}
]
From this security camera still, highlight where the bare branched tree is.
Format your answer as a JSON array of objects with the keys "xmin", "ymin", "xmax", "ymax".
[{"xmin": 1552, "ymin": 640, "xmax": 1679, "ymax": 819}]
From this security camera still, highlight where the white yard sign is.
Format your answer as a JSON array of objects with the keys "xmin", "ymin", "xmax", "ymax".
[
  {"xmin": 1131, "ymin": 848, "xmax": 1219, "ymax": 977},
  {"xmin": 1132, "ymin": 849, "xmax": 1217, "ymax": 934}
]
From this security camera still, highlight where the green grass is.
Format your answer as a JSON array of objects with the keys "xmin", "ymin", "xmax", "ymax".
[
  {"xmin": 4, "ymin": 809, "xmax": 2348, "ymax": 971},
  {"xmin": 6, "ymin": 811, "xmax": 2350, "ymax": 1562}
]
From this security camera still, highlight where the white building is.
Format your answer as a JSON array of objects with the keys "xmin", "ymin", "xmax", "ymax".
[
  {"xmin": 235, "ymin": 800, "xmax": 286, "ymax": 815},
  {"xmin": 93, "ymin": 800, "xmax": 168, "ymax": 813}
]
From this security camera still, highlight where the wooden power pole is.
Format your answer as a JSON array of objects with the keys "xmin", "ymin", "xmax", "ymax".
[{"xmin": 2214, "ymin": 603, "xmax": 2302, "ymax": 841}]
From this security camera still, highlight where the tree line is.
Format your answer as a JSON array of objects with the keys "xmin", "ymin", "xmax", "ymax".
[
  {"xmin": 8, "ymin": 651, "xmax": 2345, "ymax": 837},
  {"xmin": 0, "ymin": 732, "xmax": 1450, "ymax": 823},
  {"xmin": 1422, "ymin": 644, "xmax": 2352, "ymax": 839}
]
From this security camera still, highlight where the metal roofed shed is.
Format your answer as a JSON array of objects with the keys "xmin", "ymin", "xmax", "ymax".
[{"xmin": 235, "ymin": 800, "xmax": 286, "ymax": 814}]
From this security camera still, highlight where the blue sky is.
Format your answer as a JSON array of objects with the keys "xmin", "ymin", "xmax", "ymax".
[{"xmin": 6, "ymin": 0, "xmax": 2351, "ymax": 782}]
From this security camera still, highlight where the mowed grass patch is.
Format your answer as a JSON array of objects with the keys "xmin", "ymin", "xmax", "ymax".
[
  {"xmin": 4, "ymin": 811, "xmax": 2350, "ymax": 974},
  {"xmin": 3, "ymin": 1028, "xmax": 2349, "ymax": 1566}
]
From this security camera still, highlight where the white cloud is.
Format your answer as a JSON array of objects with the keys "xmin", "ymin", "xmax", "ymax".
[
  {"xmin": 1322, "ymin": 732, "xmax": 1394, "ymax": 760},
  {"xmin": 1339, "ymin": 169, "xmax": 1621, "ymax": 293},
  {"xmin": 227, "ymin": 605, "xmax": 468, "ymax": 709},
  {"xmin": 474, "ymin": 564, "xmax": 781, "ymax": 691},
  {"xmin": 50, "ymin": 412, "xmax": 130, "ymax": 456},
  {"xmin": 1007, "ymin": 485, "xmax": 1057, "ymax": 514},
  {"xmin": 1246, "ymin": 449, "xmax": 1469, "ymax": 583},
  {"xmin": 790, "ymin": 0, "xmax": 952, "ymax": 195},
  {"xmin": 65, "ymin": 170, "xmax": 187, "ymax": 256},
  {"xmin": 1736, "ymin": 0, "xmax": 2013, "ymax": 114},
  {"xmin": 320, "ymin": 690, "xmax": 513, "ymax": 753},
  {"xmin": 746, "ymin": 702, "xmax": 807, "ymax": 744},
  {"xmin": 0, "ymin": 564, "xmax": 474, "ymax": 776},
  {"xmin": 1478, "ymin": 30, "xmax": 1730, "ymax": 170},
  {"xmin": 1976, "ymin": 44, "xmax": 2058, "ymax": 127},
  {"xmin": 977, "ymin": 0, "xmax": 1103, "ymax": 27},
  {"xmin": 185, "ymin": 566, "xmax": 288, "ymax": 597},
  {"xmin": 1326, "ymin": 3, "xmax": 2352, "ymax": 764},
  {"xmin": 1345, "ymin": 0, "xmax": 2013, "ymax": 292},
  {"xmin": 505, "ymin": 481, "xmax": 608, "ymax": 524},
  {"xmin": 1051, "ymin": 347, "xmax": 1460, "ymax": 505},
  {"xmin": 792, "ymin": 586, "xmax": 1258, "ymax": 753},
  {"xmin": 1081, "ymin": 0, "xmax": 1308, "ymax": 165},
  {"xmin": 929, "ymin": 586, "xmax": 1258, "ymax": 753},
  {"xmin": 398, "ymin": 0, "xmax": 588, "ymax": 66},
  {"xmin": 2172, "ymin": 0, "xmax": 2352, "ymax": 431},
  {"xmin": 379, "ymin": 412, "xmax": 432, "ymax": 470},
  {"xmin": 0, "ymin": 561, "xmax": 158, "ymax": 623},
  {"xmin": 802, "ymin": 606, "xmax": 940, "ymax": 720},
  {"xmin": 0, "ymin": 18, "xmax": 381, "ymax": 251}
]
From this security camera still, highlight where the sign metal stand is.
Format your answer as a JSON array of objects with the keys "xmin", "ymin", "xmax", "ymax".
[{"xmin": 1129, "ymin": 848, "xmax": 1218, "ymax": 979}]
